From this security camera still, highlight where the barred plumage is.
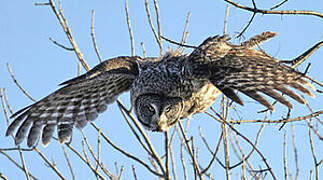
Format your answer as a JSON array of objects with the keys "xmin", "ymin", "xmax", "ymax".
[
  {"xmin": 6, "ymin": 32, "xmax": 316, "ymax": 147},
  {"xmin": 6, "ymin": 56, "xmax": 141, "ymax": 146},
  {"xmin": 186, "ymin": 32, "xmax": 315, "ymax": 110}
]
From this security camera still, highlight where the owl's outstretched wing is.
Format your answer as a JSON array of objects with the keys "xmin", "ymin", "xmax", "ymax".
[
  {"xmin": 186, "ymin": 32, "xmax": 315, "ymax": 110},
  {"xmin": 6, "ymin": 56, "xmax": 140, "ymax": 147}
]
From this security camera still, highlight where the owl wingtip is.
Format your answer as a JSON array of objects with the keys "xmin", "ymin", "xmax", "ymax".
[
  {"xmin": 305, "ymin": 86, "xmax": 316, "ymax": 98},
  {"xmin": 27, "ymin": 141, "xmax": 35, "ymax": 148},
  {"xmin": 41, "ymin": 137, "xmax": 51, "ymax": 147},
  {"xmin": 58, "ymin": 135, "xmax": 72, "ymax": 145},
  {"xmin": 5, "ymin": 129, "xmax": 12, "ymax": 137},
  {"xmin": 304, "ymin": 82, "xmax": 316, "ymax": 96},
  {"xmin": 268, "ymin": 105, "xmax": 274, "ymax": 111},
  {"xmin": 308, "ymin": 91, "xmax": 315, "ymax": 98},
  {"xmin": 42, "ymin": 142, "xmax": 50, "ymax": 147},
  {"xmin": 14, "ymin": 136, "xmax": 23, "ymax": 146},
  {"xmin": 58, "ymin": 137, "xmax": 69, "ymax": 144},
  {"xmin": 238, "ymin": 100, "xmax": 244, "ymax": 106},
  {"xmin": 58, "ymin": 139, "xmax": 64, "ymax": 144}
]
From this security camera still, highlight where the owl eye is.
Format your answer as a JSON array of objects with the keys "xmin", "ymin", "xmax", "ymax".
[
  {"xmin": 147, "ymin": 104, "xmax": 155, "ymax": 113},
  {"xmin": 165, "ymin": 106, "xmax": 171, "ymax": 113}
]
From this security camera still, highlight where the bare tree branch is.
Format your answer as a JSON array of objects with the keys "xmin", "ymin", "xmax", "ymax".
[
  {"xmin": 225, "ymin": 0, "xmax": 323, "ymax": 19},
  {"xmin": 125, "ymin": 0, "xmax": 135, "ymax": 56},
  {"xmin": 270, "ymin": 0, "xmax": 289, "ymax": 10},
  {"xmin": 144, "ymin": 0, "xmax": 163, "ymax": 56},
  {"xmin": 34, "ymin": 147, "xmax": 66, "ymax": 180},
  {"xmin": 90, "ymin": 10, "xmax": 103, "ymax": 63},
  {"xmin": 6, "ymin": 64, "xmax": 36, "ymax": 102},
  {"xmin": 229, "ymin": 111, "xmax": 322, "ymax": 124},
  {"xmin": 48, "ymin": 0, "xmax": 90, "ymax": 71}
]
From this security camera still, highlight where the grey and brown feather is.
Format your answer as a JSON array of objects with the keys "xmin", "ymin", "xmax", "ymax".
[{"xmin": 6, "ymin": 32, "xmax": 315, "ymax": 147}]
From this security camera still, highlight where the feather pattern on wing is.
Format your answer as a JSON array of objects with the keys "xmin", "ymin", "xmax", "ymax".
[
  {"xmin": 186, "ymin": 32, "xmax": 315, "ymax": 110},
  {"xmin": 6, "ymin": 56, "xmax": 140, "ymax": 147}
]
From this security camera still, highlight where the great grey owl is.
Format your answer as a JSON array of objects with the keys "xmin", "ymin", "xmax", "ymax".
[{"xmin": 6, "ymin": 32, "xmax": 316, "ymax": 147}]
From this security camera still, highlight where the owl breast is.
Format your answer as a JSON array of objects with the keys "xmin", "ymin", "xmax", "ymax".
[{"xmin": 180, "ymin": 81, "xmax": 221, "ymax": 118}]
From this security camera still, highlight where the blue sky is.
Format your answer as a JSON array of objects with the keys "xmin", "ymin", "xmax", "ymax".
[{"xmin": 1, "ymin": 0, "xmax": 322, "ymax": 179}]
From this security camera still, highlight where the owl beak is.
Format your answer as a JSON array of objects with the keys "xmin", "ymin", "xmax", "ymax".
[{"xmin": 157, "ymin": 114, "xmax": 169, "ymax": 132}]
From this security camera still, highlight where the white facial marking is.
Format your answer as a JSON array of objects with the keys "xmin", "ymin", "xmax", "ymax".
[{"xmin": 150, "ymin": 103, "xmax": 159, "ymax": 116}]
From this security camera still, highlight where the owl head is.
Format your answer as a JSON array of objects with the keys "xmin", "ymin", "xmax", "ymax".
[{"xmin": 134, "ymin": 94, "xmax": 184, "ymax": 131}]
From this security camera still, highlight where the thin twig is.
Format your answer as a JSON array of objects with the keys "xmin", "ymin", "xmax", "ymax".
[
  {"xmin": 236, "ymin": 0, "xmax": 257, "ymax": 38},
  {"xmin": 228, "ymin": 111, "xmax": 322, "ymax": 124},
  {"xmin": 270, "ymin": 0, "xmax": 289, "ymax": 10},
  {"xmin": 291, "ymin": 124, "xmax": 300, "ymax": 180},
  {"xmin": 164, "ymin": 132, "xmax": 170, "ymax": 179},
  {"xmin": 304, "ymin": 101, "xmax": 323, "ymax": 140},
  {"xmin": 116, "ymin": 101, "xmax": 166, "ymax": 175},
  {"xmin": 144, "ymin": 0, "xmax": 163, "ymax": 56},
  {"xmin": 3, "ymin": 88, "xmax": 14, "ymax": 114},
  {"xmin": 48, "ymin": 0, "xmax": 90, "ymax": 71},
  {"xmin": 61, "ymin": 146, "xmax": 76, "ymax": 180},
  {"xmin": 223, "ymin": 5, "xmax": 230, "ymax": 35},
  {"xmin": 304, "ymin": 75, "xmax": 323, "ymax": 88},
  {"xmin": 0, "ymin": 148, "xmax": 32, "ymax": 151},
  {"xmin": 17, "ymin": 147, "xmax": 31, "ymax": 180},
  {"xmin": 198, "ymin": 127, "xmax": 213, "ymax": 154},
  {"xmin": 0, "ymin": 89, "xmax": 11, "ymax": 125},
  {"xmin": 35, "ymin": 2, "xmax": 50, "ymax": 6},
  {"xmin": 237, "ymin": 13, "xmax": 256, "ymax": 38},
  {"xmin": 82, "ymin": 141, "xmax": 90, "ymax": 164},
  {"xmin": 201, "ymin": 131, "xmax": 223, "ymax": 174},
  {"xmin": 140, "ymin": 42, "xmax": 147, "ymax": 57},
  {"xmin": 1, "ymin": 89, "xmax": 31, "ymax": 180},
  {"xmin": 91, "ymin": 10, "xmax": 103, "ymax": 63},
  {"xmin": 0, "ymin": 151, "xmax": 37, "ymax": 180},
  {"xmin": 168, "ymin": 125, "xmax": 178, "ymax": 147},
  {"xmin": 308, "ymin": 122, "xmax": 319, "ymax": 180},
  {"xmin": 148, "ymin": 157, "xmax": 160, "ymax": 177},
  {"xmin": 0, "ymin": 173, "xmax": 7, "ymax": 180},
  {"xmin": 90, "ymin": 122, "xmax": 163, "ymax": 177},
  {"xmin": 191, "ymin": 137, "xmax": 197, "ymax": 180},
  {"xmin": 81, "ymin": 130, "xmax": 98, "ymax": 162},
  {"xmin": 6, "ymin": 64, "xmax": 36, "ymax": 102},
  {"xmin": 161, "ymin": 36, "xmax": 197, "ymax": 49},
  {"xmin": 224, "ymin": 0, "xmax": 323, "ymax": 19},
  {"xmin": 117, "ymin": 165, "xmax": 124, "ymax": 180},
  {"xmin": 306, "ymin": 119, "xmax": 323, "ymax": 141},
  {"xmin": 279, "ymin": 41, "xmax": 323, "ymax": 69},
  {"xmin": 229, "ymin": 121, "xmax": 266, "ymax": 170},
  {"xmin": 208, "ymin": 110, "xmax": 277, "ymax": 180},
  {"xmin": 179, "ymin": 129, "xmax": 188, "ymax": 180},
  {"xmin": 132, "ymin": 165, "xmax": 138, "ymax": 180},
  {"xmin": 169, "ymin": 146, "xmax": 177, "ymax": 180},
  {"xmin": 49, "ymin": 37, "xmax": 74, "ymax": 51},
  {"xmin": 221, "ymin": 97, "xmax": 231, "ymax": 180},
  {"xmin": 125, "ymin": 0, "xmax": 135, "ymax": 56},
  {"xmin": 178, "ymin": 12, "xmax": 191, "ymax": 54},
  {"xmin": 34, "ymin": 147, "xmax": 66, "ymax": 180},
  {"xmin": 53, "ymin": 137, "xmax": 112, "ymax": 179},
  {"xmin": 153, "ymin": 0, "xmax": 163, "ymax": 55},
  {"xmin": 114, "ymin": 162, "xmax": 119, "ymax": 179},
  {"xmin": 283, "ymin": 132, "xmax": 288, "ymax": 180},
  {"xmin": 178, "ymin": 121, "xmax": 203, "ymax": 180},
  {"xmin": 228, "ymin": 129, "xmax": 247, "ymax": 174},
  {"xmin": 80, "ymin": 130, "xmax": 103, "ymax": 179},
  {"xmin": 117, "ymin": 101, "xmax": 152, "ymax": 156},
  {"xmin": 96, "ymin": 130, "xmax": 102, "ymax": 176}
]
